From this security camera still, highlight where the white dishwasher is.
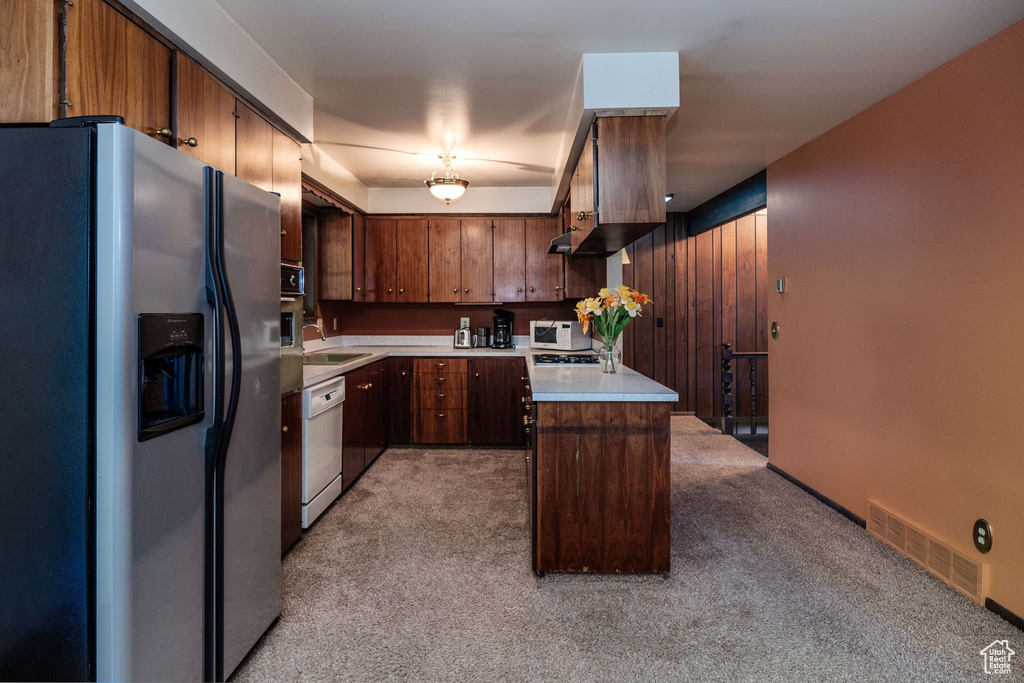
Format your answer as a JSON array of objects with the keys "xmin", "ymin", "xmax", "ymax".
[{"xmin": 302, "ymin": 376, "xmax": 345, "ymax": 528}]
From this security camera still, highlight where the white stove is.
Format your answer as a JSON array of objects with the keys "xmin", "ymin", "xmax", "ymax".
[{"xmin": 532, "ymin": 352, "xmax": 601, "ymax": 367}]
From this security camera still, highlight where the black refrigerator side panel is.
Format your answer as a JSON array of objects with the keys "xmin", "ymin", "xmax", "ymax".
[{"xmin": 0, "ymin": 127, "xmax": 94, "ymax": 681}]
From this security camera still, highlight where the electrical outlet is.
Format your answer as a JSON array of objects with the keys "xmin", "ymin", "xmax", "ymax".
[{"xmin": 460, "ymin": 316, "xmax": 470, "ymax": 328}]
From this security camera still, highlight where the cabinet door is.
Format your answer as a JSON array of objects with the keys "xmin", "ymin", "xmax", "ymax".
[
  {"xmin": 317, "ymin": 209, "xmax": 352, "ymax": 300},
  {"xmin": 175, "ymin": 53, "xmax": 235, "ymax": 171},
  {"xmin": 342, "ymin": 367, "xmax": 367, "ymax": 490},
  {"xmin": 493, "ymin": 219, "xmax": 526, "ymax": 302},
  {"xmin": 428, "ymin": 219, "xmax": 461, "ymax": 303},
  {"xmin": 364, "ymin": 218, "xmax": 397, "ymax": 302},
  {"xmin": 364, "ymin": 362, "xmax": 388, "ymax": 467},
  {"xmin": 525, "ymin": 217, "xmax": 564, "ymax": 301},
  {"xmin": 66, "ymin": 0, "xmax": 171, "ymax": 140},
  {"xmin": 235, "ymin": 100, "xmax": 273, "ymax": 191},
  {"xmin": 280, "ymin": 393, "xmax": 302, "ymax": 555},
  {"xmin": 576, "ymin": 133, "xmax": 596, "ymax": 241},
  {"xmin": 352, "ymin": 214, "xmax": 366, "ymax": 302},
  {"xmin": 388, "ymin": 357, "xmax": 414, "ymax": 444},
  {"xmin": 273, "ymin": 129, "xmax": 302, "ymax": 263},
  {"xmin": 460, "ymin": 219, "xmax": 493, "ymax": 302},
  {"xmin": 0, "ymin": 1, "xmax": 55, "ymax": 123},
  {"xmin": 395, "ymin": 218, "xmax": 429, "ymax": 302},
  {"xmin": 468, "ymin": 358, "xmax": 524, "ymax": 446}
]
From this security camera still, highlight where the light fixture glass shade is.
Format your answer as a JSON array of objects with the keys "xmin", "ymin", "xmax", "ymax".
[
  {"xmin": 426, "ymin": 177, "xmax": 469, "ymax": 202},
  {"xmin": 425, "ymin": 153, "xmax": 469, "ymax": 205}
]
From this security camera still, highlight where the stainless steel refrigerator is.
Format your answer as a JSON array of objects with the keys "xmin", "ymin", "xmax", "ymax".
[{"xmin": 0, "ymin": 118, "xmax": 281, "ymax": 681}]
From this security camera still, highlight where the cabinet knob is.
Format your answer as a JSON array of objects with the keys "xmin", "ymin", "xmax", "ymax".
[
  {"xmin": 555, "ymin": 286, "xmax": 563, "ymax": 290},
  {"xmin": 282, "ymin": 425, "xmax": 289, "ymax": 432},
  {"xmin": 356, "ymin": 287, "xmax": 361, "ymax": 291},
  {"xmin": 156, "ymin": 128, "xmax": 172, "ymax": 139},
  {"xmin": 570, "ymin": 226, "xmax": 578, "ymax": 232},
  {"xmin": 399, "ymin": 288, "xmax": 404, "ymax": 294},
  {"xmin": 387, "ymin": 288, "xmax": 393, "ymax": 293},
  {"xmin": 529, "ymin": 287, "xmax": 534, "ymax": 292},
  {"xmin": 453, "ymin": 288, "xmax": 458, "ymax": 294},
  {"xmin": 281, "ymin": 230, "xmax": 286, "ymax": 236},
  {"xmin": 464, "ymin": 288, "xmax": 469, "ymax": 293},
  {"xmin": 576, "ymin": 210, "xmax": 588, "ymax": 222},
  {"xmin": 182, "ymin": 137, "xmax": 198, "ymax": 148},
  {"xmin": 523, "ymin": 415, "xmax": 534, "ymax": 425},
  {"xmin": 401, "ymin": 371, "xmax": 406, "ymax": 376},
  {"xmin": 517, "ymin": 287, "xmax": 522, "ymax": 292}
]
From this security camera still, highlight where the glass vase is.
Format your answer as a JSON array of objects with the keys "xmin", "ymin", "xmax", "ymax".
[{"xmin": 599, "ymin": 337, "xmax": 622, "ymax": 374}]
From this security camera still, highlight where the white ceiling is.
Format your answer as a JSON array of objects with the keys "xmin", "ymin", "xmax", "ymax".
[{"xmin": 210, "ymin": 0, "xmax": 1023, "ymax": 211}]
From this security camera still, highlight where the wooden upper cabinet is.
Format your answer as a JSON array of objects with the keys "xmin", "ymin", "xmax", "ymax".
[
  {"xmin": 0, "ymin": 1, "xmax": 56, "ymax": 122},
  {"xmin": 596, "ymin": 116, "xmax": 666, "ymax": 226},
  {"xmin": 460, "ymin": 219, "xmax": 493, "ymax": 302},
  {"xmin": 317, "ymin": 209, "xmax": 353, "ymax": 300},
  {"xmin": 235, "ymin": 100, "xmax": 273, "ymax": 191},
  {"xmin": 395, "ymin": 219, "xmax": 429, "ymax": 302},
  {"xmin": 352, "ymin": 214, "xmax": 366, "ymax": 301},
  {"xmin": 66, "ymin": 0, "xmax": 171, "ymax": 140},
  {"xmin": 493, "ymin": 219, "xmax": 526, "ymax": 303},
  {"xmin": 525, "ymin": 217, "xmax": 564, "ymax": 301},
  {"xmin": 175, "ymin": 53, "xmax": 235, "ymax": 171},
  {"xmin": 428, "ymin": 219, "xmax": 460, "ymax": 303},
  {"xmin": 364, "ymin": 218, "xmax": 397, "ymax": 302},
  {"xmin": 273, "ymin": 129, "xmax": 302, "ymax": 263}
]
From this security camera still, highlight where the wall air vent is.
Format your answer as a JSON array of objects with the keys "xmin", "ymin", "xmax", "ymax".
[{"xmin": 866, "ymin": 500, "xmax": 985, "ymax": 605}]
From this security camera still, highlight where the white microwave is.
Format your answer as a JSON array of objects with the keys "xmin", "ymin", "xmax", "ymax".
[{"xmin": 529, "ymin": 320, "xmax": 591, "ymax": 351}]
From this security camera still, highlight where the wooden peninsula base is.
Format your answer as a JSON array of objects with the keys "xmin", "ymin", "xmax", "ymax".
[{"xmin": 529, "ymin": 401, "xmax": 672, "ymax": 573}]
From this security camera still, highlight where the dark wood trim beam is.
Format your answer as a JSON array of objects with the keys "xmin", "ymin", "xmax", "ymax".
[{"xmin": 684, "ymin": 170, "xmax": 767, "ymax": 237}]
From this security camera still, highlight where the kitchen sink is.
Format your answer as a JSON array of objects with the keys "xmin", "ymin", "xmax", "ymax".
[{"xmin": 303, "ymin": 352, "xmax": 370, "ymax": 365}]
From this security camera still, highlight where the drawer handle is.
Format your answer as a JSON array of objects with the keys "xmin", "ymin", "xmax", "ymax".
[
  {"xmin": 282, "ymin": 425, "xmax": 289, "ymax": 433},
  {"xmin": 435, "ymin": 377, "xmax": 446, "ymax": 383},
  {"xmin": 435, "ymin": 362, "xmax": 446, "ymax": 368},
  {"xmin": 435, "ymin": 414, "xmax": 446, "ymax": 420},
  {"xmin": 435, "ymin": 394, "xmax": 446, "ymax": 399}
]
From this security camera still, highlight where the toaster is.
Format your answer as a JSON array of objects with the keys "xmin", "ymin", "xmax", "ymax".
[{"xmin": 454, "ymin": 327, "xmax": 473, "ymax": 349}]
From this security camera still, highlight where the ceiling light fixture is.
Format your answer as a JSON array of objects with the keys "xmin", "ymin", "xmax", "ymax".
[
  {"xmin": 664, "ymin": 193, "xmax": 674, "ymax": 203},
  {"xmin": 425, "ymin": 153, "xmax": 469, "ymax": 205}
]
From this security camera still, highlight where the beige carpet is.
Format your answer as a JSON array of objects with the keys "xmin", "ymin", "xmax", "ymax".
[{"xmin": 231, "ymin": 417, "xmax": 1021, "ymax": 682}]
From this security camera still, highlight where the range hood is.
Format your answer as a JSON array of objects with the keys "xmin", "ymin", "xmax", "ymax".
[{"xmin": 547, "ymin": 231, "xmax": 572, "ymax": 254}]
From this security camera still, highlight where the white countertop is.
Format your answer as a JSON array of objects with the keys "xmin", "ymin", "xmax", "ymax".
[{"xmin": 301, "ymin": 342, "xmax": 678, "ymax": 403}]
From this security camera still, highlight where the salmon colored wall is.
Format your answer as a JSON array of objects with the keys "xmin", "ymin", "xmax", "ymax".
[{"xmin": 767, "ymin": 19, "xmax": 1024, "ymax": 616}]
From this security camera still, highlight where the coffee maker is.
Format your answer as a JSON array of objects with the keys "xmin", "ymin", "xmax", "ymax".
[{"xmin": 491, "ymin": 308, "xmax": 514, "ymax": 348}]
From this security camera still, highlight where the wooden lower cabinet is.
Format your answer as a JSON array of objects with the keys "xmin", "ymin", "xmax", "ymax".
[
  {"xmin": 468, "ymin": 358, "xmax": 526, "ymax": 446},
  {"xmin": 342, "ymin": 361, "xmax": 388, "ymax": 490},
  {"xmin": 388, "ymin": 357, "xmax": 414, "ymax": 444},
  {"xmin": 280, "ymin": 392, "xmax": 302, "ymax": 555},
  {"xmin": 412, "ymin": 358, "xmax": 467, "ymax": 443},
  {"xmin": 533, "ymin": 401, "xmax": 671, "ymax": 573}
]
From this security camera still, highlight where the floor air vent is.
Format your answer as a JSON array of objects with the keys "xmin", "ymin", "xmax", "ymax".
[{"xmin": 866, "ymin": 500, "xmax": 985, "ymax": 604}]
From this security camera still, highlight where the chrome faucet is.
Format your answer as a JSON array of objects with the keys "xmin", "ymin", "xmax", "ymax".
[{"xmin": 302, "ymin": 323, "xmax": 326, "ymax": 341}]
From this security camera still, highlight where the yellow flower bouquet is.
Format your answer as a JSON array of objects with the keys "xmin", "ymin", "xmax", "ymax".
[{"xmin": 575, "ymin": 285, "xmax": 652, "ymax": 373}]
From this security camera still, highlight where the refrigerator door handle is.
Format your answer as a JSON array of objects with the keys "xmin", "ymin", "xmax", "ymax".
[
  {"xmin": 202, "ymin": 165, "xmax": 224, "ymax": 683},
  {"xmin": 212, "ymin": 170, "xmax": 244, "ymax": 683}
]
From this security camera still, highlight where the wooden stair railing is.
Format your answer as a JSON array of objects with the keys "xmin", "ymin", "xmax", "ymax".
[{"xmin": 721, "ymin": 342, "xmax": 768, "ymax": 436}]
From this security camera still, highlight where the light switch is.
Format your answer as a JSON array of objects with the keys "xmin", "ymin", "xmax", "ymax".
[
  {"xmin": 776, "ymin": 278, "xmax": 785, "ymax": 293},
  {"xmin": 460, "ymin": 316, "xmax": 470, "ymax": 328}
]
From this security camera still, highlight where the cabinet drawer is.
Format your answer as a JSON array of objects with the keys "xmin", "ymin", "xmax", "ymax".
[
  {"xmin": 415, "ymin": 388, "xmax": 467, "ymax": 410},
  {"xmin": 414, "ymin": 358, "xmax": 467, "ymax": 375},
  {"xmin": 413, "ymin": 409, "xmax": 467, "ymax": 444},
  {"xmin": 413, "ymin": 372, "xmax": 467, "ymax": 391}
]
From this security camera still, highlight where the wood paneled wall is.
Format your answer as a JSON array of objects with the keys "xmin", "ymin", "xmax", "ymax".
[{"xmin": 622, "ymin": 211, "xmax": 768, "ymax": 420}]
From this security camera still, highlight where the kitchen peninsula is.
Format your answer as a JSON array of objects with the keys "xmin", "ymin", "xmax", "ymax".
[{"xmin": 300, "ymin": 341, "xmax": 678, "ymax": 574}]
